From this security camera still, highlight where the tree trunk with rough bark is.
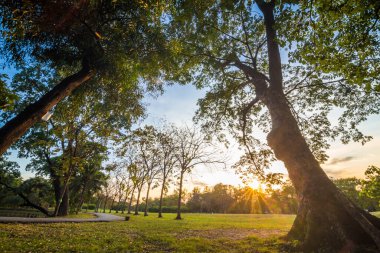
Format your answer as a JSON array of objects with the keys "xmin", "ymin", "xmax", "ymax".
[
  {"xmin": 57, "ymin": 189, "xmax": 69, "ymax": 216},
  {"xmin": 264, "ymin": 90, "xmax": 380, "ymax": 251},
  {"xmin": 175, "ymin": 171, "xmax": 184, "ymax": 220},
  {"xmin": 52, "ymin": 176, "xmax": 70, "ymax": 216},
  {"xmin": 0, "ymin": 65, "xmax": 94, "ymax": 156},
  {"xmin": 255, "ymin": 1, "xmax": 380, "ymax": 251}
]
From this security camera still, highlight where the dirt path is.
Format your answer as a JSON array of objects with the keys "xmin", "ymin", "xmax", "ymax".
[{"xmin": 0, "ymin": 212, "xmax": 125, "ymax": 223}]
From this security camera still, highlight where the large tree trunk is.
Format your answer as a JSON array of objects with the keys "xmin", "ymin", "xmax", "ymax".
[
  {"xmin": 158, "ymin": 177, "xmax": 166, "ymax": 218},
  {"xmin": 175, "ymin": 171, "xmax": 184, "ymax": 220},
  {"xmin": 52, "ymin": 176, "xmax": 70, "ymax": 217},
  {"xmin": 57, "ymin": 189, "xmax": 69, "ymax": 216},
  {"xmin": 254, "ymin": 1, "xmax": 380, "ymax": 251},
  {"xmin": 0, "ymin": 65, "xmax": 94, "ymax": 156},
  {"xmin": 264, "ymin": 90, "xmax": 380, "ymax": 251}
]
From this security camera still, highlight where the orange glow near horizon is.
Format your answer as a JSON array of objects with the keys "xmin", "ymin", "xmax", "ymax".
[{"xmin": 248, "ymin": 179, "xmax": 267, "ymax": 191}]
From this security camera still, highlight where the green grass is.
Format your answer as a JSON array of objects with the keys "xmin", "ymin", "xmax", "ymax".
[
  {"xmin": 372, "ymin": 211, "xmax": 380, "ymax": 218},
  {"xmin": 0, "ymin": 213, "xmax": 295, "ymax": 253}
]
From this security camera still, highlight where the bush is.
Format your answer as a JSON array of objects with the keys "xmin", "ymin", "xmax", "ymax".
[{"xmin": 82, "ymin": 204, "xmax": 96, "ymax": 210}]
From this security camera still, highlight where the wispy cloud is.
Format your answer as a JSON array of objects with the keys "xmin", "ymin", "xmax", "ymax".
[
  {"xmin": 324, "ymin": 168, "xmax": 346, "ymax": 178},
  {"xmin": 191, "ymin": 179, "xmax": 208, "ymax": 187},
  {"xmin": 328, "ymin": 156, "xmax": 355, "ymax": 165}
]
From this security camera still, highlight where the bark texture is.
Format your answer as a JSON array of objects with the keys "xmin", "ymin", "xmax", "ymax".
[
  {"xmin": 264, "ymin": 90, "xmax": 380, "ymax": 251},
  {"xmin": 0, "ymin": 65, "xmax": 94, "ymax": 156},
  {"xmin": 253, "ymin": 1, "xmax": 380, "ymax": 251}
]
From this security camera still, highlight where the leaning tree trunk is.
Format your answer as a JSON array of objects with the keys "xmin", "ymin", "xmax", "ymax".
[
  {"xmin": 264, "ymin": 90, "xmax": 380, "ymax": 252},
  {"xmin": 255, "ymin": 1, "xmax": 380, "ymax": 251},
  {"xmin": 175, "ymin": 171, "xmax": 184, "ymax": 220},
  {"xmin": 0, "ymin": 180, "xmax": 51, "ymax": 216},
  {"xmin": 0, "ymin": 64, "xmax": 94, "ymax": 156}
]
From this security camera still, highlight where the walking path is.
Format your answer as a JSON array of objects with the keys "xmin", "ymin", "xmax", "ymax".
[{"xmin": 0, "ymin": 212, "xmax": 125, "ymax": 223}]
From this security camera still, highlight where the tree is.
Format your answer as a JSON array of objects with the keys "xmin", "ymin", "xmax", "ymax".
[
  {"xmin": 0, "ymin": 73, "xmax": 17, "ymax": 110},
  {"xmin": 361, "ymin": 166, "xmax": 380, "ymax": 208},
  {"xmin": 0, "ymin": 154, "xmax": 52, "ymax": 216},
  {"xmin": 173, "ymin": 126, "xmax": 223, "ymax": 220},
  {"xmin": 0, "ymin": 0, "xmax": 175, "ymax": 155},
  {"xmin": 333, "ymin": 177, "xmax": 378, "ymax": 212},
  {"xmin": 126, "ymin": 126, "xmax": 160, "ymax": 216},
  {"xmin": 170, "ymin": 0, "xmax": 380, "ymax": 251},
  {"xmin": 19, "ymin": 177, "xmax": 54, "ymax": 210},
  {"xmin": 3, "ymin": 61, "xmax": 139, "ymax": 216},
  {"xmin": 156, "ymin": 126, "xmax": 177, "ymax": 218},
  {"xmin": 70, "ymin": 162, "xmax": 107, "ymax": 214}
]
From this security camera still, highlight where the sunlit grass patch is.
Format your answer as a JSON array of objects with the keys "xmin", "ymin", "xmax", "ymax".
[{"xmin": 0, "ymin": 213, "xmax": 295, "ymax": 252}]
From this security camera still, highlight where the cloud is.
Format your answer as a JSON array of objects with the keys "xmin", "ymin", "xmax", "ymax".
[
  {"xmin": 328, "ymin": 156, "xmax": 355, "ymax": 165},
  {"xmin": 323, "ymin": 168, "xmax": 346, "ymax": 178},
  {"xmin": 191, "ymin": 179, "xmax": 208, "ymax": 187}
]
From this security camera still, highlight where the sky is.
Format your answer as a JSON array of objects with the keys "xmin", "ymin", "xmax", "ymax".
[{"xmin": 142, "ymin": 82, "xmax": 380, "ymax": 191}]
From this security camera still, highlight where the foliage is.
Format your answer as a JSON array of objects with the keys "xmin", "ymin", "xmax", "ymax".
[
  {"xmin": 19, "ymin": 177, "xmax": 54, "ymax": 209},
  {"xmin": 0, "ymin": 154, "xmax": 22, "ymax": 207},
  {"xmin": 281, "ymin": 0, "xmax": 380, "ymax": 91},
  {"xmin": 0, "ymin": 0, "xmax": 177, "ymax": 89},
  {"xmin": 0, "ymin": 73, "xmax": 18, "ymax": 110},
  {"xmin": 168, "ymin": 0, "xmax": 380, "ymax": 186},
  {"xmin": 361, "ymin": 165, "xmax": 380, "ymax": 207},
  {"xmin": 333, "ymin": 177, "xmax": 378, "ymax": 211}
]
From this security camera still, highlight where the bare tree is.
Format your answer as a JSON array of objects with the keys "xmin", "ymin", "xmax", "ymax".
[
  {"xmin": 173, "ymin": 126, "xmax": 225, "ymax": 220},
  {"xmin": 156, "ymin": 127, "xmax": 177, "ymax": 218}
]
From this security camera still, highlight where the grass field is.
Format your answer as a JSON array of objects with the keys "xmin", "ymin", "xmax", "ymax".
[{"xmin": 0, "ymin": 213, "xmax": 295, "ymax": 253}]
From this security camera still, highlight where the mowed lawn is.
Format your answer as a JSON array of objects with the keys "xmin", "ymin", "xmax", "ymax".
[{"xmin": 0, "ymin": 213, "xmax": 295, "ymax": 253}]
